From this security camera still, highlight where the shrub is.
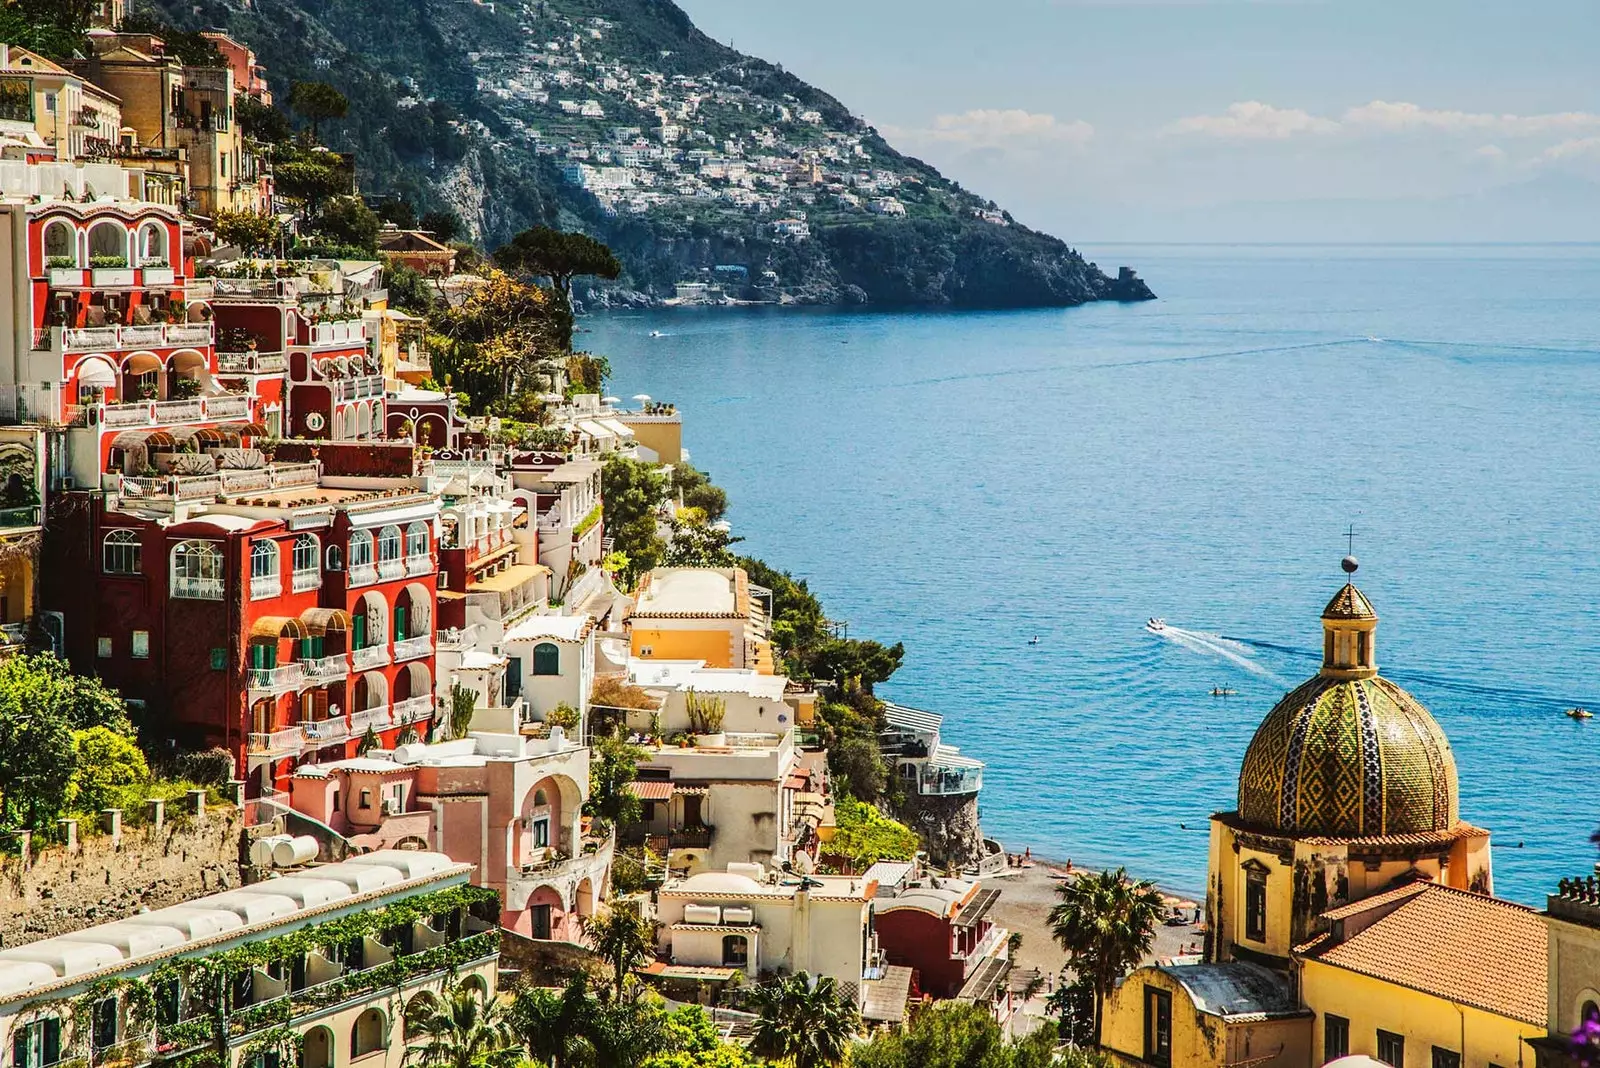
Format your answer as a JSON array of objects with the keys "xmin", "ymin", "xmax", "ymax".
[{"xmin": 173, "ymin": 747, "xmax": 235, "ymax": 785}]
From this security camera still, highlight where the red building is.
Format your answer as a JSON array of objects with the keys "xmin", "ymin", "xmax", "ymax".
[
  {"xmin": 874, "ymin": 877, "xmax": 1011, "ymax": 1005},
  {"xmin": 41, "ymin": 444, "xmax": 441, "ymax": 800}
]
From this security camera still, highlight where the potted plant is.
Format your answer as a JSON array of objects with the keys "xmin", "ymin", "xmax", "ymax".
[
  {"xmin": 136, "ymin": 379, "xmax": 158, "ymax": 401},
  {"xmin": 172, "ymin": 376, "xmax": 201, "ymax": 399},
  {"xmin": 686, "ymin": 691, "xmax": 726, "ymax": 747}
]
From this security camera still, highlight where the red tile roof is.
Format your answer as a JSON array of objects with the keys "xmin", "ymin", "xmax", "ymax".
[
  {"xmin": 1297, "ymin": 883, "xmax": 1546, "ymax": 1025},
  {"xmin": 628, "ymin": 780, "xmax": 674, "ymax": 801}
]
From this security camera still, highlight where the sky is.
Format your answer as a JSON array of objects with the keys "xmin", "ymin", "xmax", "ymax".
[{"xmin": 673, "ymin": 0, "xmax": 1600, "ymax": 242}]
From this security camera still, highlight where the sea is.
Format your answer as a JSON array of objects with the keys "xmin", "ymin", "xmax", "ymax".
[{"xmin": 584, "ymin": 243, "xmax": 1600, "ymax": 906}]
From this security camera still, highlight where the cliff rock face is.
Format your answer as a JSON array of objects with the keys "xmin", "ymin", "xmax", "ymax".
[
  {"xmin": 896, "ymin": 792, "xmax": 986, "ymax": 870},
  {"xmin": 144, "ymin": 0, "xmax": 1154, "ymax": 309}
]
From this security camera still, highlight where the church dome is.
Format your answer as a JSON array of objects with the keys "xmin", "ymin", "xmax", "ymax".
[{"xmin": 1236, "ymin": 574, "xmax": 1460, "ymax": 838}]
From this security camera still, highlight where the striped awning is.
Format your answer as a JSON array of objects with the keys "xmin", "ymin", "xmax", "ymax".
[
  {"xmin": 628, "ymin": 780, "xmax": 674, "ymax": 801},
  {"xmin": 883, "ymin": 702, "xmax": 943, "ymax": 734},
  {"xmin": 111, "ymin": 429, "xmax": 177, "ymax": 450}
]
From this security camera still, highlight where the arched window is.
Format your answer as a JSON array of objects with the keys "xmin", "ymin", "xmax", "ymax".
[
  {"xmin": 532, "ymin": 642, "xmax": 561, "ymax": 676},
  {"xmin": 350, "ymin": 1008, "xmax": 387, "ymax": 1058},
  {"xmin": 377, "ymin": 525, "xmax": 401, "ymax": 563},
  {"xmin": 86, "ymin": 221, "xmax": 128, "ymax": 266},
  {"xmin": 292, "ymin": 533, "xmax": 320, "ymax": 590},
  {"xmin": 1585, "ymin": 1001, "xmax": 1600, "ymax": 1024},
  {"xmin": 404, "ymin": 521, "xmax": 429, "ymax": 562},
  {"xmin": 348, "ymin": 530, "xmax": 373, "ymax": 568},
  {"xmin": 43, "ymin": 220, "xmax": 75, "ymax": 265},
  {"xmin": 171, "ymin": 540, "xmax": 223, "ymax": 599},
  {"xmin": 139, "ymin": 223, "xmax": 168, "ymax": 266},
  {"xmin": 250, "ymin": 540, "xmax": 280, "ymax": 599},
  {"xmin": 103, "ymin": 529, "xmax": 141, "ymax": 575},
  {"xmin": 401, "ymin": 993, "xmax": 437, "ymax": 1040},
  {"xmin": 722, "ymin": 935, "xmax": 748, "ymax": 967},
  {"xmin": 326, "ymin": 543, "xmax": 344, "ymax": 571},
  {"xmin": 532, "ymin": 788, "xmax": 548, "ymax": 808}
]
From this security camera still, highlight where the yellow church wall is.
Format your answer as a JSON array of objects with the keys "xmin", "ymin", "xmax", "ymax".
[
  {"xmin": 622, "ymin": 420, "xmax": 683, "ymax": 464},
  {"xmin": 1102, "ymin": 966, "xmax": 1311, "ymax": 1068},
  {"xmin": 1547, "ymin": 913, "xmax": 1600, "ymax": 1036},
  {"xmin": 1300, "ymin": 958, "xmax": 1541, "ymax": 1068},
  {"xmin": 630, "ymin": 626, "xmax": 736, "ymax": 667}
]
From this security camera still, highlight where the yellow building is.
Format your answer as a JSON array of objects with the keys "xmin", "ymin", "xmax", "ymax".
[
  {"xmin": 1530, "ymin": 876, "xmax": 1600, "ymax": 1068},
  {"xmin": 0, "ymin": 45, "xmax": 122, "ymax": 162},
  {"xmin": 618, "ymin": 407, "xmax": 683, "ymax": 464},
  {"xmin": 1101, "ymin": 562, "xmax": 1546, "ymax": 1068},
  {"xmin": 629, "ymin": 566, "xmax": 775, "ymax": 673},
  {"xmin": 0, "ymin": 428, "xmax": 45, "ymax": 657}
]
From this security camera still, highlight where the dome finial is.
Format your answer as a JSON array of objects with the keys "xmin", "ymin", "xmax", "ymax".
[{"xmin": 1342, "ymin": 555, "xmax": 1359, "ymax": 575}]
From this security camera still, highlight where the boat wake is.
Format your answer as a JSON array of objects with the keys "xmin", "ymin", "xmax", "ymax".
[{"xmin": 1148, "ymin": 623, "xmax": 1285, "ymax": 681}]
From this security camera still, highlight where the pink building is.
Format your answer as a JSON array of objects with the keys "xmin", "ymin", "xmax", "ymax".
[{"xmin": 288, "ymin": 705, "xmax": 613, "ymax": 940}]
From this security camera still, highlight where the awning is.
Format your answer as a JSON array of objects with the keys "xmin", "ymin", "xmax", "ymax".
[
  {"xmin": 111, "ymin": 429, "xmax": 177, "ymax": 450},
  {"xmin": 217, "ymin": 421, "xmax": 269, "ymax": 436},
  {"xmin": 628, "ymin": 780, "xmax": 674, "ymax": 801},
  {"xmin": 598, "ymin": 417, "xmax": 635, "ymax": 439},
  {"xmin": 930, "ymin": 744, "xmax": 985, "ymax": 770},
  {"xmin": 862, "ymin": 965, "xmax": 914, "ymax": 1024},
  {"xmin": 299, "ymin": 607, "xmax": 351, "ymax": 634},
  {"xmin": 251, "ymin": 615, "xmax": 308, "ymax": 640},
  {"xmin": 955, "ymin": 954, "xmax": 1010, "ymax": 1004},
  {"xmin": 952, "ymin": 887, "xmax": 1001, "ymax": 929},
  {"xmin": 577, "ymin": 419, "xmax": 615, "ymax": 441},
  {"xmin": 467, "ymin": 563, "xmax": 550, "ymax": 594},
  {"xmin": 883, "ymin": 702, "xmax": 943, "ymax": 734},
  {"xmin": 169, "ymin": 425, "xmax": 227, "ymax": 445}
]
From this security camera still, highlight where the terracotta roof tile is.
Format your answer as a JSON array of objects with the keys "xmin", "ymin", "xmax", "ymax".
[{"xmin": 1298, "ymin": 883, "xmax": 1545, "ymax": 1025}]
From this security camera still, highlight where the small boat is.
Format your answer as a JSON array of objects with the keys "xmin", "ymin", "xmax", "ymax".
[
  {"xmin": 648, "ymin": 330, "xmax": 665, "ymax": 338},
  {"xmin": 1146, "ymin": 618, "xmax": 1166, "ymax": 633},
  {"xmin": 1211, "ymin": 687, "xmax": 1237, "ymax": 697},
  {"xmin": 1567, "ymin": 707, "xmax": 1593, "ymax": 720},
  {"xmin": 1027, "ymin": 636, "xmax": 1040, "ymax": 646}
]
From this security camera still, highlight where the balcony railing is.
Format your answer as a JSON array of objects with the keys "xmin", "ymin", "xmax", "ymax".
[
  {"xmin": 348, "ymin": 563, "xmax": 378, "ymax": 587},
  {"xmin": 93, "ymin": 392, "xmax": 247, "ymax": 430},
  {"xmin": 248, "ymin": 663, "xmax": 304, "ymax": 692},
  {"xmin": 405, "ymin": 554, "xmax": 432, "ymax": 577},
  {"xmin": 0, "ymin": 505, "xmax": 41, "ymax": 530},
  {"xmin": 377, "ymin": 559, "xmax": 405, "ymax": 581},
  {"xmin": 351, "ymin": 644, "xmax": 389, "ymax": 670},
  {"xmin": 349, "ymin": 705, "xmax": 391, "ymax": 733},
  {"xmin": 109, "ymin": 463, "xmax": 320, "ymax": 504},
  {"xmin": 301, "ymin": 717, "xmax": 351, "ymax": 745},
  {"xmin": 171, "ymin": 576, "xmax": 223, "ymax": 600},
  {"xmin": 248, "ymin": 726, "xmax": 305, "ymax": 757},
  {"xmin": 291, "ymin": 567, "xmax": 322, "ymax": 593},
  {"xmin": 301, "ymin": 653, "xmax": 348, "ymax": 680},
  {"xmin": 392, "ymin": 695, "xmax": 433, "ymax": 723},
  {"xmin": 46, "ymin": 322, "xmax": 214, "ymax": 353},
  {"xmin": 309, "ymin": 321, "xmax": 367, "ymax": 346},
  {"xmin": 335, "ymin": 375, "xmax": 385, "ymax": 401},
  {"xmin": 250, "ymin": 575, "xmax": 281, "ymax": 600},
  {"xmin": 208, "ymin": 394, "xmax": 250, "ymax": 419},
  {"xmin": 218, "ymin": 350, "xmax": 288, "ymax": 373},
  {"xmin": 392, "ymin": 634, "xmax": 433, "ymax": 663}
]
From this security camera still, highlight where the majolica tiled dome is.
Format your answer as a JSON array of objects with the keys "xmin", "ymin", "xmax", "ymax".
[{"xmin": 1236, "ymin": 578, "xmax": 1460, "ymax": 838}]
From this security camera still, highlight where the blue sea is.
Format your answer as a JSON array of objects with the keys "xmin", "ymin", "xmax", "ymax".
[{"xmin": 585, "ymin": 244, "xmax": 1600, "ymax": 905}]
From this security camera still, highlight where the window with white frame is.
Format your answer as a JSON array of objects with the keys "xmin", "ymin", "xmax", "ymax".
[
  {"xmin": 377, "ymin": 525, "xmax": 401, "ymax": 562},
  {"xmin": 348, "ymin": 530, "xmax": 373, "ymax": 568},
  {"xmin": 292, "ymin": 533, "xmax": 321, "ymax": 590},
  {"xmin": 250, "ymin": 540, "xmax": 280, "ymax": 598},
  {"xmin": 103, "ymin": 529, "xmax": 141, "ymax": 574},
  {"xmin": 171, "ymin": 540, "xmax": 223, "ymax": 599},
  {"xmin": 404, "ymin": 521, "xmax": 429, "ymax": 561}
]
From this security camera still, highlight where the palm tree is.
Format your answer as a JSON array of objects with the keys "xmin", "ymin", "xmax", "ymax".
[
  {"xmin": 748, "ymin": 972, "xmax": 858, "ymax": 1068},
  {"xmin": 409, "ymin": 979, "xmax": 521, "ymax": 1068},
  {"xmin": 1047, "ymin": 868, "xmax": 1167, "ymax": 1045},
  {"xmin": 581, "ymin": 898, "xmax": 659, "ymax": 998},
  {"xmin": 509, "ymin": 975, "xmax": 593, "ymax": 1068}
]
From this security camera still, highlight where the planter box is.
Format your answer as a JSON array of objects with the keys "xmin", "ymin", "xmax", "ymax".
[
  {"xmin": 91, "ymin": 267, "xmax": 136, "ymax": 287},
  {"xmin": 142, "ymin": 265, "xmax": 175, "ymax": 285},
  {"xmin": 49, "ymin": 267, "xmax": 84, "ymax": 286}
]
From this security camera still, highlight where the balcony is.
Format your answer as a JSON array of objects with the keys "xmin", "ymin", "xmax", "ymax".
[
  {"xmin": 0, "ymin": 505, "xmax": 41, "ymax": 531},
  {"xmin": 348, "ymin": 563, "xmax": 378, "ymax": 588},
  {"xmin": 250, "ymin": 575, "xmax": 282, "ymax": 600},
  {"xmin": 392, "ymin": 694, "xmax": 433, "ymax": 723},
  {"xmin": 208, "ymin": 394, "xmax": 250, "ymax": 419},
  {"xmin": 171, "ymin": 576, "xmax": 223, "ymax": 600},
  {"xmin": 378, "ymin": 559, "xmax": 405, "ymax": 581},
  {"xmin": 218, "ymin": 350, "xmax": 288, "ymax": 374},
  {"xmin": 248, "ymin": 726, "xmax": 305, "ymax": 757},
  {"xmin": 301, "ymin": 652, "xmax": 349, "ymax": 681},
  {"xmin": 109, "ymin": 463, "xmax": 320, "ymax": 504},
  {"xmin": 352, "ymin": 644, "xmax": 389, "ymax": 670},
  {"xmin": 392, "ymin": 634, "xmax": 433, "ymax": 663},
  {"xmin": 94, "ymin": 392, "xmax": 248, "ymax": 430},
  {"xmin": 249, "ymin": 663, "xmax": 305, "ymax": 693},
  {"xmin": 335, "ymin": 375, "xmax": 386, "ymax": 401},
  {"xmin": 405, "ymin": 553, "xmax": 432, "ymax": 577},
  {"xmin": 349, "ymin": 705, "xmax": 392, "ymax": 734},
  {"xmin": 301, "ymin": 716, "xmax": 351, "ymax": 745},
  {"xmin": 44, "ymin": 322, "xmax": 214, "ymax": 353},
  {"xmin": 309, "ymin": 321, "xmax": 367, "ymax": 347},
  {"xmin": 292, "ymin": 567, "xmax": 322, "ymax": 593}
]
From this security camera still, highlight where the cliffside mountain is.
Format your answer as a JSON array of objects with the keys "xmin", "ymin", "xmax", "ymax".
[{"xmin": 142, "ymin": 0, "xmax": 1154, "ymax": 308}]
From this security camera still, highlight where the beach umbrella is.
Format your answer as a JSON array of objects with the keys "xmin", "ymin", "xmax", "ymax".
[
  {"xmin": 1161, "ymin": 894, "xmax": 1183, "ymax": 906},
  {"xmin": 602, "ymin": 396, "xmax": 620, "ymax": 404},
  {"xmin": 1177, "ymin": 899, "xmax": 1200, "ymax": 910},
  {"xmin": 632, "ymin": 393, "xmax": 652, "ymax": 402}
]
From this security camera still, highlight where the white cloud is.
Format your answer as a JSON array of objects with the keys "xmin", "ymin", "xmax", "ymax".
[
  {"xmin": 1535, "ymin": 136, "xmax": 1600, "ymax": 162},
  {"xmin": 913, "ymin": 109, "xmax": 1095, "ymax": 147},
  {"xmin": 1473, "ymin": 144, "xmax": 1506, "ymax": 160},
  {"xmin": 1166, "ymin": 101, "xmax": 1337, "ymax": 139},
  {"xmin": 1170, "ymin": 99, "xmax": 1600, "ymax": 141}
]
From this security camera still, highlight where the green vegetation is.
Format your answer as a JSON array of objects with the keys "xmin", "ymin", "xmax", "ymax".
[
  {"xmin": 747, "ymin": 972, "xmax": 858, "ymax": 1068},
  {"xmin": 288, "ymin": 80, "xmax": 349, "ymax": 141},
  {"xmin": 408, "ymin": 978, "xmax": 522, "ymax": 1068},
  {"xmin": 828, "ymin": 795, "xmax": 918, "ymax": 867},
  {"xmin": 670, "ymin": 463, "xmax": 728, "ymax": 523},
  {"xmin": 1048, "ymin": 868, "xmax": 1167, "ymax": 1045},
  {"xmin": 582, "ymin": 898, "xmax": 660, "ymax": 998},
  {"xmin": 585, "ymin": 729, "xmax": 648, "ymax": 829},
  {"xmin": 510, "ymin": 977, "xmax": 754, "ymax": 1068},
  {"xmin": 850, "ymin": 1002, "xmax": 1079, "ymax": 1068}
]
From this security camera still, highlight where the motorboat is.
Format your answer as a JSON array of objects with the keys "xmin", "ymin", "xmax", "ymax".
[
  {"xmin": 649, "ymin": 330, "xmax": 665, "ymax": 338},
  {"xmin": 1146, "ymin": 618, "xmax": 1166, "ymax": 633},
  {"xmin": 1567, "ymin": 707, "xmax": 1593, "ymax": 720},
  {"xmin": 1027, "ymin": 636, "xmax": 1040, "ymax": 645},
  {"xmin": 1211, "ymin": 687, "xmax": 1237, "ymax": 697}
]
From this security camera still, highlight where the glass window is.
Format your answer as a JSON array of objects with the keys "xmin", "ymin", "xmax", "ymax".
[
  {"xmin": 1245, "ymin": 869, "xmax": 1268, "ymax": 942},
  {"xmin": 103, "ymin": 529, "xmax": 141, "ymax": 574},
  {"xmin": 131, "ymin": 631, "xmax": 149, "ymax": 659},
  {"xmin": 1432, "ymin": 1048, "xmax": 1460, "ymax": 1068},
  {"xmin": 533, "ymin": 642, "xmax": 561, "ymax": 676},
  {"xmin": 171, "ymin": 540, "xmax": 223, "ymax": 599},
  {"xmin": 97, "ymin": 636, "xmax": 111, "ymax": 658},
  {"xmin": 348, "ymin": 530, "xmax": 373, "ymax": 568},
  {"xmin": 91, "ymin": 997, "xmax": 117, "ymax": 1051},
  {"xmin": 43, "ymin": 220, "xmax": 73, "ymax": 263},
  {"xmin": 1325, "ymin": 1015, "xmax": 1349, "ymax": 1063},
  {"xmin": 405, "ymin": 521, "xmax": 428, "ymax": 559},
  {"xmin": 377, "ymin": 525, "xmax": 401, "ymax": 562},
  {"xmin": 11, "ymin": 1016, "xmax": 61, "ymax": 1068},
  {"xmin": 722, "ymin": 935, "xmax": 748, "ymax": 967},
  {"xmin": 531, "ymin": 817, "xmax": 549, "ymax": 848},
  {"xmin": 1143, "ymin": 986, "xmax": 1172, "ymax": 1068},
  {"xmin": 251, "ymin": 540, "xmax": 278, "ymax": 579},
  {"xmin": 505, "ymin": 656, "xmax": 522, "ymax": 699},
  {"xmin": 1378, "ymin": 1030, "xmax": 1405, "ymax": 1068}
]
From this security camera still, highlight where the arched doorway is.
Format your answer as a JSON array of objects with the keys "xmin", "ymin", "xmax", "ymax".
[{"xmin": 302, "ymin": 1025, "xmax": 333, "ymax": 1068}]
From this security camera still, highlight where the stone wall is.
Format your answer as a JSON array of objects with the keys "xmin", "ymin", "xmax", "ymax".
[
  {"xmin": 0, "ymin": 805, "xmax": 245, "ymax": 947},
  {"xmin": 496, "ymin": 930, "xmax": 604, "ymax": 989},
  {"xmin": 896, "ymin": 791, "xmax": 985, "ymax": 870}
]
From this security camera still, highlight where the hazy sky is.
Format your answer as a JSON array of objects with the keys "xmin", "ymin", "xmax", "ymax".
[{"xmin": 674, "ymin": 0, "xmax": 1600, "ymax": 241}]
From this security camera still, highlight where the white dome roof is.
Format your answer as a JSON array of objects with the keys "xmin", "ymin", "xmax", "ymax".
[{"xmin": 679, "ymin": 871, "xmax": 763, "ymax": 894}]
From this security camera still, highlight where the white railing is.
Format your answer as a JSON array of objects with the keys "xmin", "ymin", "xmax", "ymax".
[
  {"xmin": 208, "ymin": 394, "xmax": 250, "ymax": 419},
  {"xmin": 405, "ymin": 554, "xmax": 432, "ymax": 577},
  {"xmin": 335, "ymin": 375, "xmax": 385, "ymax": 401},
  {"xmin": 392, "ymin": 695, "xmax": 433, "ymax": 723},
  {"xmin": 57, "ymin": 322, "xmax": 215, "ymax": 352},
  {"xmin": 348, "ymin": 563, "xmax": 378, "ymax": 587},
  {"xmin": 292, "ymin": 568, "xmax": 322, "ymax": 593},
  {"xmin": 248, "ymin": 663, "xmax": 304, "ymax": 691},
  {"xmin": 109, "ymin": 463, "xmax": 319, "ymax": 504},
  {"xmin": 352, "ymin": 644, "xmax": 389, "ymax": 670},
  {"xmin": 248, "ymin": 726, "xmax": 305, "ymax": 756},
  {"xmin": 153, "ymin": 398, "xmax": 203, "ymax": 422},
  {"xmin": 349, "ymin": 705, "xmax": 392, "ymax": 733},
  {"xmin": 310, "ymin": 321, "xmax": 367, "ymax": 346},
  {"xmin": 725, "ymin": 732, "xmax": 784, "ymax": 749},
  {"xmin": 102, "ymin": 402, "xmax": 157, "ymax": 428},
  {"xmin": 392, "ymin": 634, "xmax": 433, "ymax": 662},
  {"xmin": 0, "ymin": 622, "xmax": 26, "ymax": 647},
  {"xmin": 377, "ymin": 559, "xmax": 405, "ymax": 581},
  {"xmin": 301, "ymin": 653, "xmax": 348, "ymax": 680},
  {"xmin": 217, "ymin": 351, "xmax": 288, "ymax": 373},
  {"xmin": 301, "ymin": 717, "xmax": 350, "ymax": 744},
  {"xmin": 171, "ymin": 576, "xmax": 223, "ymax": 600},
  {"xmin": 250, "ymin": 575, "xmax": 282, "ymax": 600}
]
